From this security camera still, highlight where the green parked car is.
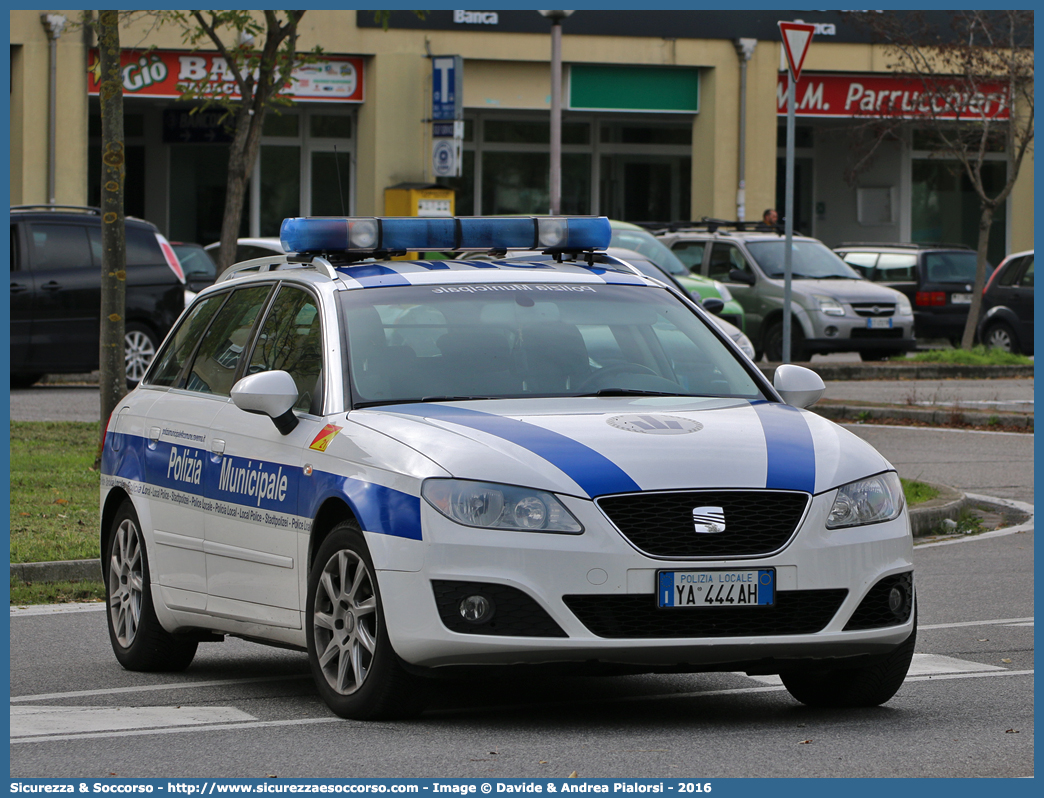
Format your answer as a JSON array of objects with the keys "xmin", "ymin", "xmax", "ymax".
[{"xmin": 609, "ymin": 220, "xmax": 746, "ymax": 331}]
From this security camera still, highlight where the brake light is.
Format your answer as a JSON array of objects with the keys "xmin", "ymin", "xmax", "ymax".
[
  {"xmin": 915, "ymin": 291, "xmax": 946, "ymax": 307},
  {"xmin": 983, "ymin": 262, "xmax": 1003, "ymax": 295},
  {"xmin": 155, "ymin": 233, "xmax": 186, "ymax": 284}
]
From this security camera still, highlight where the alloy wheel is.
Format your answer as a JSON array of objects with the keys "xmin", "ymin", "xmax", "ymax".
[
  {"xmin": 312, "ymin": 549, "xmax": 378, "ymax": 695},
  {"xmin": 125, "ymin": 330, "xmax": 156, "ymax": 383},
  {"xmin": 109, "ymin": 518, "xmax": 144, "ymax": 648}
]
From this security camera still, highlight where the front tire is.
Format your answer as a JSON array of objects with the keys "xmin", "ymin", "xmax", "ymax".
[
  {"xmin": 125, "ymin": 323, "xmax": 159, "ymax": 388},
  {"xmin": 763, "ymin": 319, "xmax": 809, "ymax": 362},
  {"xmin": 781, "ymin": 611, "xmax": 916, "ymax": 708},
  {"xmin": 106, "ymin": 500, "xmax": 197, "ymax": 671},
  {"xmin": 306, "ymin": 522, "xmax": 428, "ymax": 720}
]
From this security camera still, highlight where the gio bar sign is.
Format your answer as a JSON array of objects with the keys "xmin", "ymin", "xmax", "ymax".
[{"xmin": 88, "ymin": 50, "xmax": 365, "ymax": 103}]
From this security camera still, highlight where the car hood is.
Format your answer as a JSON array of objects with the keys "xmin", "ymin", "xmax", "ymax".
[
  {"xmin": 792, "ymin": 279, "xmax": 906, "ymax": 303},
  {"xmin": 349, "ymin": 396, "xmax": 891, "ymax": 499}
]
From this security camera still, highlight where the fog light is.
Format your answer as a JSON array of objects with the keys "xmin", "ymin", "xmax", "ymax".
[
  {"xmin": 460, "ymin": 595, "xmax": 494, "ymax": 624},
  {"xmin": 824, "ymin": 326, "xmax": 839, "ymax": 337},
  {"xmin": 888, "ymin": 586, "xmax": 905, "ymax": 614}
]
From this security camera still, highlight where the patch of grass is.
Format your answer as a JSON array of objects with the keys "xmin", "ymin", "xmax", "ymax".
[
  {"xmin": 897, "ymin": 345, "xmax": 1032, "ymax": 366},
  {"xmin": 9, "ymin": 578, "xmax": 106, "ymax": 605},
  {"xmin": 10, "ymin": 421, "xmax": 101, "ymax": 564},
  {"xmin": 901, "ymin": 478, "xmax": 940, "ymax": 506}
]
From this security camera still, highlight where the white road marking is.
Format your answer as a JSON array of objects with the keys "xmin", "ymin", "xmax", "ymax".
[
  {"xmin": 10, "ymin": 706, "xmax": 255, "ymax": 738},
  {"xmin": 1005, "ymin": 622, "xmax": 1034, "ymax": 627},
  {"xmin": 920, "ymin": 617, "xmax": 1033, "ymax": 630},
  {"xmin": 11, "ymin": 674, "xmax": 311, "ymax": 704},
  {"xmin": 842, "ymin": 423, "xmax": 1032, "ymax": 437},
  {"xmin": 743, "ymin": 653, "xmax": 1006, "ymax": 685},
  {"xmin": 11, "ymin": 667, "xmax": 1033, "ymax": 744}
]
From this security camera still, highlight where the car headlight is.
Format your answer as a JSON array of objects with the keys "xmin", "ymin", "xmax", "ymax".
[
  {"xmin": 713, "ymin": 280, "xmax": 734, "ymax": 302},
  {"xmin": 826, "ymin": 471, "xmax": 905, "ymax": 529},
  {"xmin": 813, "ymin": 294, "xmax": 846, "ymax": 316},
  {"xmin": 730, "ymin": 330, "xmax": 756, "ymax": 360},
  {"xmin": 896, "ymin": 294, "xmax": 913, "ymax": 316},
  {"xmin": 422, "ymin": 479, "xmax": 583, "ymax": 533}
]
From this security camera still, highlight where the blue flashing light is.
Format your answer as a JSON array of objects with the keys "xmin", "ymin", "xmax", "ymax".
[{"xmin": 279, "ymin": 216, "xmax": 611, "ymax": 255}]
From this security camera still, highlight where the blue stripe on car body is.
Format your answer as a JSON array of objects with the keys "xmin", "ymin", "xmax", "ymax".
[
  {"xmin": 381, "ymin": 403, "xmax": 642, "ymax": 498},
  {"xmin": 750, "ymin": 401, "xmax": 816, "ymax": 493}
]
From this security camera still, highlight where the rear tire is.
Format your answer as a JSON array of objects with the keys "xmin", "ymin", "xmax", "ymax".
[
  {"xmin": 306, "ymin": 522, "xmax": 429, "ymax": 720},
  {"xmin": 106, "ymin": 499, "xmax": 197, "ymax": 672},
  {"xmin": 982, "ymin": 322, "xmax": 1018, "ymax": 354},
  {"xmin": 781, "ymin": 610, "xmax": 916, "ymax": 708}
]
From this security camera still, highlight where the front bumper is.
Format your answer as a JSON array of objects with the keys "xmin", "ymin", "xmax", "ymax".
[
  {"xmin": 805, "ymin": 312, "xmax": 917, "ymax": 353},
  {"xmin": 374, "ymin": 491, "xmax": 914, "ymax": 670}
]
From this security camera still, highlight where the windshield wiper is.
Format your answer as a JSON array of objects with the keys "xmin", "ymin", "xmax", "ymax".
[
  {"xmin": 353, "ymin": 395, "xmax": 496, "ymax": 409},
  {"xmin": 579, "ymin": 388, "xmax": 688, "ymax": 398}
]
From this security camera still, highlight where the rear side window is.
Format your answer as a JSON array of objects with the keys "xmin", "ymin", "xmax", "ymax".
[
  {"xmin": 126, "ymin": 226, "xmax": 164, "ymax": 266},
  {"xmin": 874, "ymin": 253, "xmax": 918, "ymax": 282},
  {"xmin": 924, "ymin": 252, "xmax": 983, "ymax": 283},
  {"xmin": 840, "ymin": 252, "xmax": 878, "ymax": 277},
  {"xmin": 148, "ymin": 293, "xmax": 228, "ymax": 387},
  {"xmin": 1019, "ymin": 257, "xmax": 1034, "ymax": 287},
  {"xmin": 672, "ymin": 241, "xmax": 705, "ymax": 272},
  {"xmin": 185, "ymin": 285, "xmax": 273, "ymax": 396},
  {"xmin": 29, "ymin": 224, "xmax": 93, "ymax": 270}
]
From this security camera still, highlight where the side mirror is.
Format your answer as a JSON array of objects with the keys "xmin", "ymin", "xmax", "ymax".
[
  {"xmin": 701, "ymin": 297, "xmax": 725, "ymax": 315},
  {"xmin": 728, "ymin": 268, "xmax": 756, "ymax": 286},
  {"xmin": 231, "ymin": 370, "xmax": 300, "ymax": 435},
  {"xmin": 773, "ymin": 364, "xmax": 825, "ymax": 409}
]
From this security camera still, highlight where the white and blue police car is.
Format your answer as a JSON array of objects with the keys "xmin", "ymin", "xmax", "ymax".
[{"xmin": 100, "ymin": 215, "xmax": 915, "ymax": 720}]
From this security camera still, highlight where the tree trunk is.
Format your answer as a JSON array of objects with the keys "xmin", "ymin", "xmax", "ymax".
[
  {"xmin": 215, "ymin": 104, "xmax": 267, "ymax": 275},
  {"xmin": 96, "ymin": 10, "xmax": 127, "ymax": 468},
  {"xmin": 960, "ymin": 203, "xmax": 994, "ymax": 350}
]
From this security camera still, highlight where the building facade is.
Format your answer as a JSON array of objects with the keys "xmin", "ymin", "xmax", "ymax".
[{"xmin": 10, "ymin": 9, "xmax": 1033, "ymax": 263}]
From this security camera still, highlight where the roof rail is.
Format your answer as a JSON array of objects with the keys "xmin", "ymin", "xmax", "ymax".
[
  {"xmin": 215, "ymin": 254, "xmax": 339, "ymax": 284},
  {"xmin": 10, "ymin": 204, "xmax": 101, "ymax": 215},
  {"xmin": 836, "ymin": 241, "xmax": 973, "ymax": 251},
  {"xmin": 636, "ymin": 218, "xmax": 784, "ymax": 235}
]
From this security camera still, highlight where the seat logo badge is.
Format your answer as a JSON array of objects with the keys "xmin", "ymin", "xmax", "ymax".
[{"xmin": 692, "ymin": 506, "xmax": 726, "ymax": 534}]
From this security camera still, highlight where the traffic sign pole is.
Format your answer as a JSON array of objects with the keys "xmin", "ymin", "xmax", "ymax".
[{"xmin": 777, "ymin": 21, "xmax": 815, "ymax": 364}]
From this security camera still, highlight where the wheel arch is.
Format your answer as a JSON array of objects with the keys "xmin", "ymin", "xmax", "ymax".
[
  {"xmin": 760, "ymin": 308, "xmax": 813, "ymax": 345},
  {"xmin": 100, "ymin": 486, "xmax": 134, "ymax": 571},
  {"xmin": 308, "ymin": 496, "xmax": 361, "ymax": 571}
]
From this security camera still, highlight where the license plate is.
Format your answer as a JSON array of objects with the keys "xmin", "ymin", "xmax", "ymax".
[
  {"xmin": 657, "ymin": 569, "xmax": 775, "ymax": 608},
  {"xmin": 952, "ymin": 293, "xmax": 972, "ymax": 304},
  {"xmin": 866, "ymin": 317, "xmax": 893, "ymax": 329}
]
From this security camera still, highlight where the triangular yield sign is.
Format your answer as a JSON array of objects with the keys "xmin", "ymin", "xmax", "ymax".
[{"xmin": 778, "ymin": 21, "xmax": 816, "ymax": 82}]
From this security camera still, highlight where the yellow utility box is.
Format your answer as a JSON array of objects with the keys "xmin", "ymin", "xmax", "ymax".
[{"xmin": 384, "ymin": 183, "xmax": 455, "ymax": 217}]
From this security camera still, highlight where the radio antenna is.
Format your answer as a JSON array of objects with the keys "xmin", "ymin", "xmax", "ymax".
[{"xmin": 333, "ymin": 144, "xmax": 346, "ymax": 216}]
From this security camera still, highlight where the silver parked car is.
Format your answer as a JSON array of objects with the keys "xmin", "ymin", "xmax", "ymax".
[{"xmin": 654, "ymin": 222, "xmax": 916, "ymax": 361}]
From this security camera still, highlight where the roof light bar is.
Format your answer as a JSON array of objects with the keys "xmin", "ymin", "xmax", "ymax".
[{"xmin": 279, "ymin": 216, "xmax": 611, "ymax": 255}]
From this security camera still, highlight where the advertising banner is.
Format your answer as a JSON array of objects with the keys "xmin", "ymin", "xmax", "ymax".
[
  {"xmin": 775, "ymin": 73, "xmax": 1010, "ymax": 120},
  {"xmin": 88, "ymin": 50, "xmax": 365, "ymax": 103}
]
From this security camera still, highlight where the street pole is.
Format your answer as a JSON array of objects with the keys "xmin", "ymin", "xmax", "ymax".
[
  {"xmin": 539, "ymin": 10, "xmax": 573, "ymax": 216},
  {"xmin": 41, "ymin": 13, "xmax": 66, "ymax": 205},
  {"xmin": 783, "ymin": 72, "xmax": 796, "ymax": 363},
  {"xmin": 550, "ymin": 18, "xmax": 563, "ymax": 215}
]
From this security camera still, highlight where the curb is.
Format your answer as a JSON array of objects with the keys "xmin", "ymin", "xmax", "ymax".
[
  {"xmin": 907, "ymin": 483, "xmax": 967, "ymax": 537},
  {"xmin": 812, "ymin": 403, "xmax": 1033, "ymax": 429},
  {"xmin": 758, "ymin": 363, "xmax": 1034, "ymax": 381},
  {"xmin": 10, "ymin": 559, "xmax": 101, "ymax": 584}
]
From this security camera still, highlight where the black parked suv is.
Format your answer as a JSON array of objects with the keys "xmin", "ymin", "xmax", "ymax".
[
  {"xmin": 10, "ymin": 206, "xmax": 188, "ymax": 388},
  {"xmin": 834, "ymin": 242, "xmax": 994, "ymax": 344},
  {"xmin": 978, "ymin": 250, "xmax": 1033, "ymax": 355}
]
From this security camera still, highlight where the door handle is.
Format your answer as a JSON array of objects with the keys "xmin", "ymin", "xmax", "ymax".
[
  {"xmin": 41, "ymin": 281, "xmax": 62, "ymax": 292},
  {"xmin": 10, "ymin": 283, "xmax": 28, "ymax": 294}
]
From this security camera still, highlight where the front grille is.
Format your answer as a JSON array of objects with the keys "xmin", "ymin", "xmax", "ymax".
[
  {"xmin": 852, "ymin": 303, "xmax": 896, "ymax": 317},
  {"xmin": 850, "ymin": 328, "xmax": 904, "ymax": 339},
  {"xmin": 432, "ymin": 580, "xmax": 567, "ymax": 637},
  {"xmin": 564, "ymin": 590, "xmax": 848, "ymax": 638},
  {"xmin": 596, "ymin": 490, "xmax": 809, "ymax": 558},
  {"xmin": 844, "ymin": 572, "xmax": 914, "ymax": 630}
]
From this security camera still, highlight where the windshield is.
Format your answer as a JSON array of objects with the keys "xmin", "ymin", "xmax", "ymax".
[
  {"xmin": 340, "ymin": 283, "xmax": 762, "ymax": 407},
  {"xmin": 746, "ymin": 240, "xmax": 864, "ymax": 280},
  {"xmin": 610, "ymin": 228, "xmax": 689, "ymax": 276}
]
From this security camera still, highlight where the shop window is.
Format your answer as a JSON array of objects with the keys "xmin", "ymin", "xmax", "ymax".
[
  {"xmin": 912, "ymin": 159, "xmax": 1006, "ymax": 266},
  {"xmin": 310, "ymin": 115, "xmax": 352, "ymax": 139},
  {"xmin": 260, "ymin": 145, "xmax": 301, "ymax": 236},
  {"xmin": 777, "ymin": 126, "xmax": 813, "ymax": 148},
  {"xmin": 600, "ymin": 124, "xmax": 691, "ymax": 146},
  {"xmin": 263, "ymin": 113, "xmax": 299, "ymax": 137},
  {"xmin": 480, "ymin": 152, "xmax": 590, "ymax": 215},
  {"xmin": 89, "ymin": 113, "xmax": 143, "ymax": 137},
  {"xmin": 169, "ymin": 145, "xmax": 249, "ymax": 245},
  {"xmin": 311, "ymin": 150, "xmax": 352, "ymax": 217},
  {"xmin": 913, "ymin": 127, "xmax": 1005, "ymax": 153},
  {"xmin": 484, "ymin": 119, "xmax": 589, "ymax": 145}
]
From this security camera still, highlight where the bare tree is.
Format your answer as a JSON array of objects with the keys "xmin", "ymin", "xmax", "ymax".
[
  {"xmin": 846, "ymin": 10, "xmax": 1034, "ymax": 348},
  {"xmin": 169, "ymin": 10, "xmax": 308, "ymax": 275},
  {"xmin": 96, "ymin": 9, "xmax": 127, "ymax": 466}
]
